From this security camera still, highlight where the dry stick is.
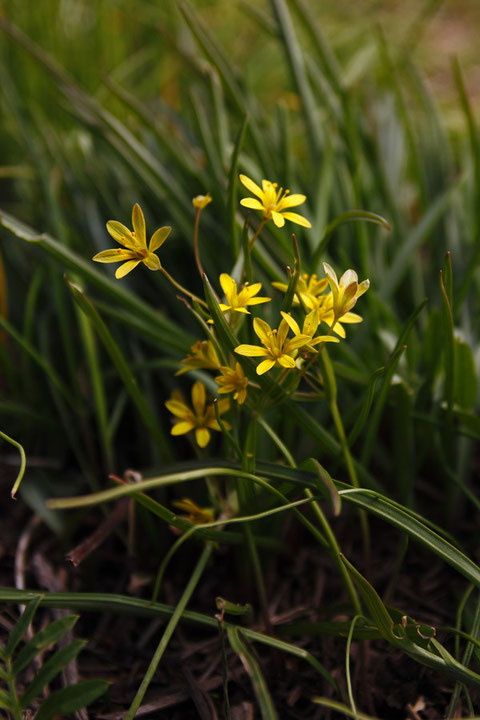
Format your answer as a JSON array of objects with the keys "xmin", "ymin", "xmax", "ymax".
[{"xmin": 66, "ymin": 499, "xmax": 129, "ymax": 566}]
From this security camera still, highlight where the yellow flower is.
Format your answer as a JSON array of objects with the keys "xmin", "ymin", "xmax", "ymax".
[
  {"xmin": 176, "ymin": 340, "xmax": 221, "ymax": 376},
  {"xmin": 272, "ymin": 273, "xmax": 329, "ymax": 310},
  {"xmin": 165, "ymin": 381, "xmax": 230, "ymax": 448},
  {"xmin": 219, "ymin": 273, "xmax": 271, "ymax": 314},
  {"xmin": 215, "ymin": 362, "xmax": 248, "ymax": 404},
  {"xmin": 235, "ymin": 316, "xmax": 311, "ymax": 375},
  {"xmin": 323, "ymin": 263, "xmax": 370, "ymax": 321},
  {"xmin": 93, "ymin": 203, "xmax": 171, "ymax": 279},
  {"xmin": 280, "ymin": 310, "xmax": 340, "ymax": 351},
  {"xmin": 172, "ymin": 497, "xmax": 215, "ymax": 524},
  {"xmin": 192, "ymin": 194, "xmax": 212, "ymax": 209},
  {"xmin": 239, "ymin": 174, "xmax": 311, "ymax": 229}
]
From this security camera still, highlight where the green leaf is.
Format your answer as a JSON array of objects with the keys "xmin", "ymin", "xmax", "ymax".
[
  {"xmin": 454, "ymin": 337, "xmax": 477, "ymax": 411},
  {"xmin": 340, "ymin": 556, "xmax": 395, "ymax": 642},
  {"xmin": 13, "ymin": 615, "xmax": 78, "ymax": 675},
  {"xmin": 21, "ymin": 639, "xmax": 86, "ymax": 708},
  {"xmin": 227, "ymin": 626, "xmax": 278, "ymax": 720},
  {"xmin": 228, "ymin": 115, "xmax": 249, "ymax": 258},
  {"xmin": 33, "ymin": 679, "xmax": 109, "ymax": 720},
  {"xmin": 5, "ymin": 596, "xmax": 42, "ymax": 657},
  {"xmin": 0, "ymin": 688, "xmax": 16, "ymax": 712}
]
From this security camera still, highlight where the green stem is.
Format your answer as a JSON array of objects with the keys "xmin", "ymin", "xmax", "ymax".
[
  {"xmin": 125, "ymin": 542, "xmax": 213, "ymax": 720},
  {"xmin": 6, "ymin": 658, "xmax": 22, "ymax": 720},
  {"xmin": 160, "ymin": 266, "xmax": 207, "ymax": 307},
  {"xmin": 330, "ymin": 398, "xmax": 371, "ymax": 572},
  {"xmin": 304, "ymin": 487, "xmax": 362, "ymax": 616},
  {"xmin": 248, "ymin": 217, "xmax": 267, "ymax": 251},
  {"xmin": 193, "ymin": 207, "xmax": 205, "ymax": 277}
]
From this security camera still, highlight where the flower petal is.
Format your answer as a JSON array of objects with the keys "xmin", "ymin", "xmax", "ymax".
[
  {"xmin": 256, "ymin": 358, "xmax": 276, "ymax": 375},
  {"xmin": 142, "ymin": 253, "xmax": 161, "ymax": 271},
  {"xmin": 219, "ymin": 273, "xmax": 236, "ymax": 302},
  {"xmin": 276, "ymin": 193, "xmax": 307, "ymax": 210},
  {"xmin": 244, "ymin": 297, "xmax": 270, "ymax": 305},
  {"xmin": 150, "ymin": 226, "xmax": 171, "ymax": 252},
  {"xmin": 252, "ymin": 317, "xmax": 273, "ymax": 344},
  {"xmin": 280, "ymin": 311, "xmax": 301, "ymax": 336},
  {"xmin": 192, "ymin": 381, "xmax": 206, "ymax": 416},
  {"xmin": 281, "ymin": 212, "xmax": 311, "ymax": 228},
  {"xmin": 271, "ymin": 211, "xmax": 286, "ymax": 228},
  {"xmin": 171, "ymin": 421, "xmax": 195, "ymax": 436},
  {"xmin": 92, "ymin": 249, "xmax": 137, "ymax": 263},
  {"xmin": 106, "ymin": 221, "xmax": 138, "ymax": 249},
  {"xmin": 240, "ymin": 198, "xmax": 265, "ymax": 211},
  {"xmin": 132, "ymin": 203, "xmax": 147, "ymax": 245},
  {"xmin": 277, "ymin": 354, "xmax": 296, "ymax": 368},
  {"xmin": 115, "ymin": 260, "xmax": 141, "ymax": 278},
  {"xmin": 165, "ymin": 400, "xmax": 190, "ymax": 419},
  {"xmin": 323, "ymin": 263, "xmax": 338, "ymax": 289},
  {"xmin": 235, "ymin": 344, "xmax": 268, "ymax": 357},
  {"xmin": 239, "ymin": 174, "xmax": 264, "ymax": 199},
  {"xmin": 195, "ymin": 428, "xmax": 211, "ymax": 448},
  {"xmin": 341, "ymin": 312, "xmax": 363, "ymax": 324}
]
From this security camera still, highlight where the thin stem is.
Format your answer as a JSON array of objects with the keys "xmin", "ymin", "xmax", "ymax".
[
  {"xmin": 330, "ymin": 399, "xmax": 371, "ymax": 573},
  {"xmin": 125, "ymin": 542, "xmax": 213, "ymax": 720},
  {"xmin": 248, "ymin": 217, "xmax": 267, "ymax": 251},
  {"xmin": 193, "ymin": 207, "xmax": 205, "ymax": 277},
  {"xmin": 304, "ymin": 488, "xmax": 362, "ymax": 616},
  {"xmin": 160, "ymin": 266, "xmax": 208, "ymax": 307}
]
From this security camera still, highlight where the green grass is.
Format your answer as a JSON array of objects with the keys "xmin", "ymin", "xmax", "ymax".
[{"xmin": 1, "ymin": 0, "xmax": 480, "ymax": 717}]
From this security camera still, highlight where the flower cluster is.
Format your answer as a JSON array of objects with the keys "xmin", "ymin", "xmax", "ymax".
[{"xmin": 92, "ymin": 171, "xmax": 370, "ymax": 446}]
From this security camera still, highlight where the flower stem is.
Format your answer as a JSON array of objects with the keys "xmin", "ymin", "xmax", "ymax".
[
  {"xmin": 125, "ymin": 542, "xmax": 213, "ymax": 720},
  {"xmin": 160, "ymin": 266, "xmax": 208, "ymax": 307},
  {"xmin": 248, "ymin": 217, "xmax": 267, "ymax": 251},
  {"xmin": 193, "ymin": 207, "xmax": 205, "ymax": 277}
]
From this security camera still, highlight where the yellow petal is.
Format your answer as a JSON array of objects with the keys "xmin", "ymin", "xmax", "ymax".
[
  {"xmin": 150, "ymin": 226, "xmax": 171, "ymax": 252},
  {"xmin": 240, "ymin": 198, "xmax": 265, "ymax": 211},
  {"xmin": 252, "ymin": 317, "xmax": 272, "ymax": 344},
  {"xmin": 165, "ymin": 400, "xmax": 190, "ymax": 419},
  {"xmin": 171, "ymin": 421, "xmax": 195, "ymax": 436},
  {"xmin": 239, "ymin": 174, "xmax": 264, "ymax": 199},
  {"xmin": 341, "ymin": 312, "xmax": 363, "ymax": 324},
  {"xmin": 191, "ymin": 381, "xmax": 206, "ymax": 416},
  {"xmin": 323, "ymin": 262, "xmax": 338, "ymax": 289},
  {"xmin": 280, "ymin": 312, "xmax": 301, "ymax": 336},
  {"xmin": 256, "ymin": 358, "xmax": 276, "ymax": 375},
  {"xmin": 219, "ymin": 273, "xmax": 236, "ymax": 301},
  {"xmin": 277, "ymin": 355, "xmax": 296, "ymax": 368},
  {"xmin": 132, "ymin": 203, "xmax": 147, "ymax": 245},
  {"xmin": 106, "ymin": 221, "xmax": 138, "ymax": 249},
  {"xmin": 235, "ymin": 344, "xmax": 268, "ymax": 357},
  {"xmin": 143, "ymin": 253, "xmax": 161, "ymax": 271},
  {"xmin": 92, "ymin": 249, "xmax": 136, "ymax": 263},
  {"xmin": 271, "ymin": 211, "xmax": 286, "ymax": 228},
  {"xmin": 276, "ymin": 193, "xmax": 307, "ymax": 210},
  {"xmin": 195, "ymin": 428, "xmax": 211, "ymax": 448},
  {"xmin": 281, "ymin": 212, "xmax": 311, "ymax": 228},
  {"xmin": 115, "ymin": 260, "xmax": 141, "ymax": 278},
  {"xmin": 244, "ymin": 297, "xmax": 270, "ymax": 305}
]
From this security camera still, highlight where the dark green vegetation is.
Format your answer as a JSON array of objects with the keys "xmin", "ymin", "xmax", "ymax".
[{"xmin": 1, "ymin": 1, "xmax": 480, "ymax": 718}]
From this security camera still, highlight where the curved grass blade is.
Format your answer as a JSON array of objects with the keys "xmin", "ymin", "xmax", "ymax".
[
  {"xmin": 227, "ymin": 626, "xmax": 278, "ymax": 720},
  {"xmin": 0, "ymin": 589, "xmax": 336, "ymax": 688},
  {"xmin": 312, "ymin": 210, "xmax": 391, "ymax": 271},
  {"xmin": 1, "ymin": 430, "xmax": 26, "ymax": 499}
]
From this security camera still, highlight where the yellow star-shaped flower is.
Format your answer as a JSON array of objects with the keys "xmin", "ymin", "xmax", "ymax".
[
  {"xmin": 219, "ymin": 273, "xmax": 270, "ymax": 314},
  {"xmin": 165, "ymin": 382, "xmax": 230, "ymax": 448},
  {"xmin": 235, "ymin": 316, "xmax": 311, "ymax": 375},
  {"xmin": 239, "ymin": 174, "xmax": 311, "ymax": 228},
  {"xmin": 215, "ymin": 362, "xmax": 248, "ymax": 404},
  {"xmin": 93, "ymin": 203, "xmax": 170, "ymax": 279}
]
